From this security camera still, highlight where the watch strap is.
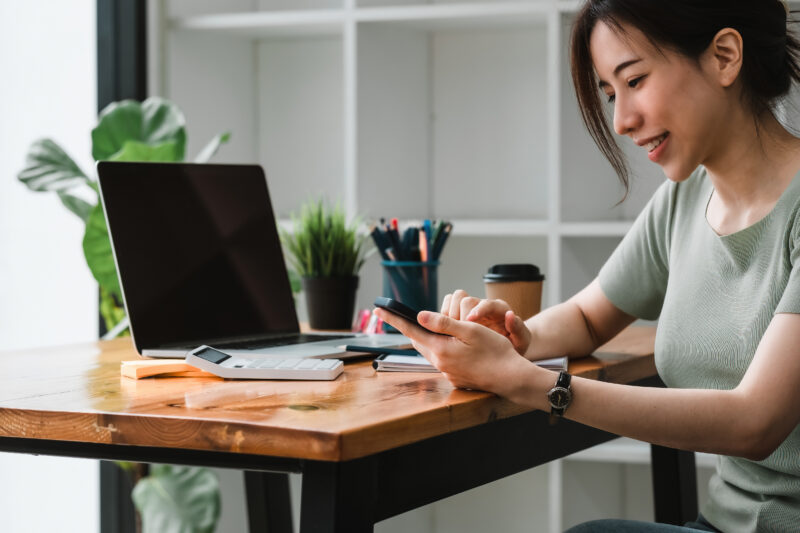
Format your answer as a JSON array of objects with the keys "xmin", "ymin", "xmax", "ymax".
[
  {"xmin": 556, "ymin": 370, "xmax": 571, "ymax": 389},
  {"xmin": 549, "ymin": 370, "xmax": 572, "ymax": 417}
]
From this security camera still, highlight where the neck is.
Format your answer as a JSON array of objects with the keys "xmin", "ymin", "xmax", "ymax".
[{"xmin": 704, "ymin": 110, "xmax": 800, "ymax": 208}]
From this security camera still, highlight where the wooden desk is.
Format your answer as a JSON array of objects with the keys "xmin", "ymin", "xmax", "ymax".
[{"xmin": 0, "ymin": 326, "xmax": 696, "ymax": 532}]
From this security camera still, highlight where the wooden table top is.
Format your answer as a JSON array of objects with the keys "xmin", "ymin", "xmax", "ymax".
[{"xmin": 0, "ymin": 327, "xmax": 656, "ymax": 462}]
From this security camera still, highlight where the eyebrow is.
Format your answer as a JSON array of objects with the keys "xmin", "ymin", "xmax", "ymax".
[{"xmin": 597, "ymin": 58, "xmax": 643, "ymax": 88}]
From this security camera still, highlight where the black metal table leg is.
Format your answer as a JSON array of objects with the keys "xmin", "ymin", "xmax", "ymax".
[
  {"xmin": 245, "ymin": 471, "xmax": 294, "ymax": 533},
  {"xmin": 299, "ymin": 458, "xmax": 377, "ymax": 533},
  {"xmin": 651, "ymin": 445, "xmax": 698, "ymax": 525}
]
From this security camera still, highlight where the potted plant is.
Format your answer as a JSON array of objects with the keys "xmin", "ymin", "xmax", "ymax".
[
  {"xmin": 280, "ymin": 198, "xmax": 373, "ymax": 329},
  {"xmin": 18, "ymin": 96, "xmax": 227, "ymax": 533}
]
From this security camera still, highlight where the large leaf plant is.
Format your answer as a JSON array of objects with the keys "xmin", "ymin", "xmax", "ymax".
[{"xmin": 18, "ymin": 97, "xmax": 228, "ymax": 533}]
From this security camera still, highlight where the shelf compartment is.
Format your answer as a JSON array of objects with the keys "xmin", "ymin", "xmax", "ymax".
[
  {"xmin": 560, "ymin": 236, "xmax": 621, "ymax": 300},
  {"xmin": 356, "ymin": 19, "xmax": 550, "ymax": 221},
  {"xmin": 257, "ymin": 36, "xmax": 346, "ymax": 218},
  {"xmin": 355, "ymin": 234, "xmax": 549, "ymax": 312},
  {"xmin": 165, "ymin": 31, "xmax": 262, "ymax": 164}
]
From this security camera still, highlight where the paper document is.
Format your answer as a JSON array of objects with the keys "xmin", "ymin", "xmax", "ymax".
[{"xmin": 373, "ymin": 354, "xmax": 568, "ymax": 373}]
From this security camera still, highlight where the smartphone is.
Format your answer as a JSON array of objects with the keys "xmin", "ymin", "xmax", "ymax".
[{"xmin": 373, "ymin": 297, "xmax": 449, "ymax": 336}]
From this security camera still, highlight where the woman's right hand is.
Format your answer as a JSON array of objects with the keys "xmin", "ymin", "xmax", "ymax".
[{"xmin": 440, "ymin": 290, "xmax": 531, "ymax": 355}]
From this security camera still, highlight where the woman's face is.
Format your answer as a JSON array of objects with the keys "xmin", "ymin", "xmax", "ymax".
[{"xmin": 590, "ymin": 21, "xmax": 730, "ymax": 182}]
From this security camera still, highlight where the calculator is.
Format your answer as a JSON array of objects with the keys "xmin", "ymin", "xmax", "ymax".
[{"xmin": 186, "ymin": 345, "xmax": 344, "ymax": 380}]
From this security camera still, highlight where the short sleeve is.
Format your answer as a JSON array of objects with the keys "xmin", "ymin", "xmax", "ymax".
[
  {"xmin": 597, "ymin": 179, "xmax": 676, "ymax": 320},
  {"xmin": 776, "ymin": 204, "xmax": 800, "ymax": 314}
]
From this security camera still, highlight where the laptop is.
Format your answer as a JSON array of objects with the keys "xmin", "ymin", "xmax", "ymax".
[{"xmin": 96, "ymin": 161, "xmax": 409, "ymax": 359}]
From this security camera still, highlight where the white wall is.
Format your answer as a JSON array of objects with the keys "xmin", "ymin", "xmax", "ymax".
[{"xmin": 0, "ymin": 1, "xmax": 99, "ymax": 532}]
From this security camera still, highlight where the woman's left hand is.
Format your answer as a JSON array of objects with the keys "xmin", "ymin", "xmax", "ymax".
[{"xmin": 374, "ymin": 307, "xmax": 533, "ymax": 396}]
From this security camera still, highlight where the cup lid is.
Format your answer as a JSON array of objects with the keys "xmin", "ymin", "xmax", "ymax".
[{"xmin": 483, "ymin": 263, "xmax": 545, "ymax": 282}]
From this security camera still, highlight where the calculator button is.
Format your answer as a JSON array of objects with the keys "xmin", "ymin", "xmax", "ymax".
[
  {"xmin": 277, "ymin": 359, "xmax": 302, "ymax": 369},
  {"xmin": 256, "ymin": 359, "xmax": 280, "ymax": 369},
  {"xmin": 297, "ymin": 359, "xmax": 319, "ymax": 369},
  {"xmin": 245, "ymin": 360, "xmax": 262, "ymax": 368},
  {"xmin": 315, "ymin": 359, "xmax": 339, "ymax": 369}
]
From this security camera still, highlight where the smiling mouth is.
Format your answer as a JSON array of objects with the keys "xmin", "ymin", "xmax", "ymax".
[{"xmin": 645, "ymin": 133, "xmax": 669, "ymax": 152}]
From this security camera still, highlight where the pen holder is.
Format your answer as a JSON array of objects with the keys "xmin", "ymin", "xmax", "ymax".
[{"xmin": 381, "ymin": 260, "xmax": 440, "ymax": 332}]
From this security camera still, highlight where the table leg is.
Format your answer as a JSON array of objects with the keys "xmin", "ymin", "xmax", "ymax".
[
  {"xmin": 299, "ymin": 458, "xmax": 377, "ymax": 533},
  {"xmin": 650, "ymin": 445, "xmax": 698, "ymax": 525},
  {"xmin": 245, "ymin": 471, "xmax": 294, "ymax": 533}
]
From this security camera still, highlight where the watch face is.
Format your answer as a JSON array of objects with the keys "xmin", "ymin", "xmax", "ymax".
[{"xmin": 548, "ymin": 387, "xmax": 571, "ymax": 409}]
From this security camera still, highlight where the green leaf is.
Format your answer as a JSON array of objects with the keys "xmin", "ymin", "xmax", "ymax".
[
  {"xmin": 110, "ymin": 140, "xmax": 181, "ymax": 162},
  {"xmin": 194, "ymin": 132, "xmax": 231, "ymax": 163},
  {"xmin": 82, "ymin": 203, "xmax": 121, "ymax": 298},
  {"xmin": 17, "ymin": 138, "xmax": 95, "ymax": 222},
  {"xmin": 279, "ymin": 197, "xmax": 374, "ymax": 278},
  {"xmin": 287, "ymin": 269, "xmax": 302, "ymax": 294},
  {"xmin": 132, "ymin": 466, "xmax": 220, "ymax": 533},
  {"xmin": 92, "ymin": 97, "xmax": 187, "ymax": 161}
]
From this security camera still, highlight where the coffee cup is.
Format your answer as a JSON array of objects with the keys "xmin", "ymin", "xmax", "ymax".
[{"xmin": 483, "ymin": 264, "xmax": 545, "ymax": 320}]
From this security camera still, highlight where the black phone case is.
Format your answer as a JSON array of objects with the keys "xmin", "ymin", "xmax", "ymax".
[
  {"xmin": 374, "ymin": 297, "xmax": 419, "ymax": 323},
  {"xmin": 373, "ymin": 297, "xmax": 449, "ymax": 336}
]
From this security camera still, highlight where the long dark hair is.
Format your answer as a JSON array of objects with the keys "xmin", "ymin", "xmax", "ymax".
[{"xmin": 570, "ymin": 0, "xmax": 800, "ymax": 193}]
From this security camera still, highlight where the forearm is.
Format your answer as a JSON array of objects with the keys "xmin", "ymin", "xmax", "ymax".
[
  {"xmin": 523, "ymin": 300, "xmax": 603, "ymax": 360},
  {"xmin": 522, "ymin": 280, "xmax": 635, "ymax": 361},
  {"xmin": 506, "ymin": 365, "xmax": 769, "ymax": 460}
]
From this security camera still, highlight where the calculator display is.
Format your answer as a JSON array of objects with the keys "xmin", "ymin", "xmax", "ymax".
[{"xmin": 193, "ymin": 347, "xmax": 230, "ymax": 364}]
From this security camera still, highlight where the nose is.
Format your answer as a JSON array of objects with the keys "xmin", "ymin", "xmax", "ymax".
[{"xmin": 612, "ymin": 95, "xmax": 642, "ymax": 136}]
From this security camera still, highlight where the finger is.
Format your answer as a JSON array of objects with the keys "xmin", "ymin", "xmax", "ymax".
[
  {"xmin": 459, "ymin": 296, "xmax": 481, "ymax": 321},
  {"xmin": 466, "ymin": 299, "xmax": 508, "ymax": 321},
  {"xmin": 440, "ymin": 293, "xmax": 452, "ymax": 316},
  {"xmin": 418, "ymin": 310, "xmax": 478, "ymax": 340},
  {"xmin": 448, "ymin": 289, "xmax": 469, "ymax": 319},
  {"xmin": 505, "ymin": 311, "xmax": 529, "ymax": 348},
  {"xmin": 410, "ymin": 340, "xmax": 440, "ymax": 367}
]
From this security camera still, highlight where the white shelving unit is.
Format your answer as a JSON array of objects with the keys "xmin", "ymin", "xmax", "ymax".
[
  {"xmin": 149, "ymin": 0, "xmax": 666, "ymax": 315},
  {"xmin": 147, "ymin": 1, "xmax": 672, "ymax": 530}
]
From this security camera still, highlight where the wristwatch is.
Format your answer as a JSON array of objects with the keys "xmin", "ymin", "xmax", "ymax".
[{"xmin": 547, "ymin": 370, "xmax": 573, "ymax": 417}]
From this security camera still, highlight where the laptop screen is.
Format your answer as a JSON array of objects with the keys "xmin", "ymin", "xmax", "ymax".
[{"xmin": 97, "ymin": 162, "xmax": 300, "ymax": 349}]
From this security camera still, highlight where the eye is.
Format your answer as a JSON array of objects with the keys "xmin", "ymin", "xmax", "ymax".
[{"xmin": 628, "ymin": 75, "xmax": 646, "ymax": 88}]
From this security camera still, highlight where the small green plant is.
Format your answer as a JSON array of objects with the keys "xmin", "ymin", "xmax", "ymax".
[{"xmin": 280, "ymin": 198, "xmax": 373, "ymax": 278}]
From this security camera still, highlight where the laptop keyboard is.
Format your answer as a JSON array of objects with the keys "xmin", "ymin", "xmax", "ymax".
[{"xmin": 220, "ymin": 333, "xmax": 351, "ymax": 350}]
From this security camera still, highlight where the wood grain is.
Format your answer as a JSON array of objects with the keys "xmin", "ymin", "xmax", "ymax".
[{"xmin": 0, "ymin": 327, "xmax": 655, "ymax": 461}]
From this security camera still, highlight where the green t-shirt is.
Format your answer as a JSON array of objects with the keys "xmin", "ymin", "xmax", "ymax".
[{"xmin": 598, "ymin": 166, "xmax": 800, "ymax": 532}]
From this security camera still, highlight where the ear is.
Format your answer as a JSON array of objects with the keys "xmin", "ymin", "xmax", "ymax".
[{"xmin": 705, "ymin": 28, "xmax": 744, "ymax": 88}]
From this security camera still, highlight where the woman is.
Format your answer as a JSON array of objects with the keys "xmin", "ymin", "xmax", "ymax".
[{"xmin": 375, "ymin": 1, "xmax": 800, "ymax": 531}]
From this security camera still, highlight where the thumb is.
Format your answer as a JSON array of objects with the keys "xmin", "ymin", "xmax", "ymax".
[
  {"xmin": 418, "ymin": 310, "xmax": 475, "ymax": 339},
  {"xmin": 505, "ymin": 311, "xmax": 527, "ymax": 338}
]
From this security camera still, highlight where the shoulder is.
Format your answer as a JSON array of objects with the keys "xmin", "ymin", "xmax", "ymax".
[{"xmin": 784, "ymin": 171, "xmax": 800, "ymax": 243}]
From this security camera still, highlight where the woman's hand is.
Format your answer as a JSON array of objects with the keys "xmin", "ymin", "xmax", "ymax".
[
  {"xmin": 374, "ymin": 307, "xmax": 535, "ymax": 396},
  {"xmin": 440, "ymin": 290, "xmax": 531, "ymax": 356}
]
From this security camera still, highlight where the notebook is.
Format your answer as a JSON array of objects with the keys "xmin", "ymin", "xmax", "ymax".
[{"xmin": 96, "ymin": 161, "xmax": 408, "ymax": 358}]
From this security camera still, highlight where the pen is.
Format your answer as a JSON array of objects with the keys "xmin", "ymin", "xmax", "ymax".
[
  {"xmin": 418, "ymin": 228, "xmax": 429, "ymax": 262},
  {"xmin": 370, "ymin": 224, "xmax": 391, "ymax": 260}
]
